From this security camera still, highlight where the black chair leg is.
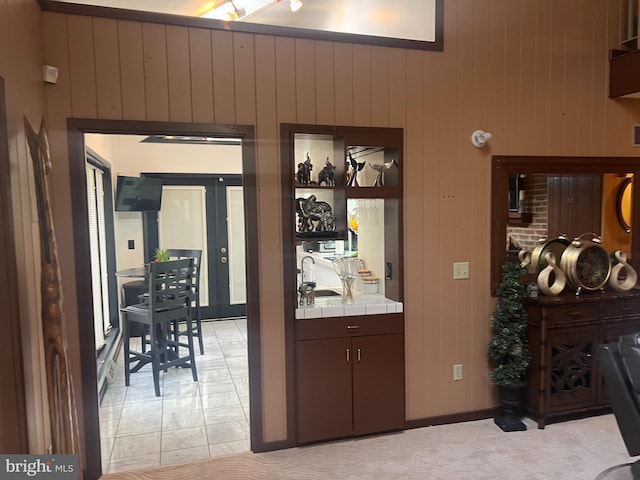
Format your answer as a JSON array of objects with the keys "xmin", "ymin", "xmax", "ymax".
[
  {"xmin": 195, "ymin": 301, "xmax": 204, "ymax": 355},
  {"xmin": 149, "ymin": 321, "xmax": 162, "ymax": 397},
  {"xmin": 123, "ymin": 314, "xmax": 130, "ymax": 387}
]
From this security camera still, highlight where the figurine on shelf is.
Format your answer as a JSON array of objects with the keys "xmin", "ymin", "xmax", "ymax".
[
  {"xmin": 296, "ymin": 152, "xmax": 313, "ymax": 186},
  {"xmin": 369, "ymin": 158, "xmax": 397, "ymax": 187},
  {"xmin": 296, "ymin": 194, "xmax": 336, "ymax": 233},
  {"xmin": 346, "ymin": 151, "xmax": 365, "ymax": 187},
  {"xmin": 318, "ymin": 157, "xmax": 336, "ymax": 186}
]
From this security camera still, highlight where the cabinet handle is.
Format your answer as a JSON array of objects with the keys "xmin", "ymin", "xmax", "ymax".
[
  {"xmin": 346, "ymin": 325, "xmax": 359, "ymax": 330},
  {"xmin": 357, "ymin": 348, "xmax": 361, "ymax": 362},
  {"xmin": 346, "ymin": 348, "xmax": 350, "ymax": 363}
]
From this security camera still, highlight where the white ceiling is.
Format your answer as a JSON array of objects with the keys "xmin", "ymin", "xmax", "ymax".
[{"xmin": 54, "ymin": 0, "xmax": 437, "ymax": 42}]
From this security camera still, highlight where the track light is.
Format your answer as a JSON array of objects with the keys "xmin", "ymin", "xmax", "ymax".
[
  {"xmin": 227, "ymin": 0, "xmax": 246, "ymax": 20},
  {"xmin": 290, "ymin": 0, "xmax": 303, "ymax": 12}
]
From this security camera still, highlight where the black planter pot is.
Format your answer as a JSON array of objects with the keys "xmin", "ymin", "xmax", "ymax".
[{"xmin": 494, "ymin": 381, "xmax": 527, "ymax": 432}]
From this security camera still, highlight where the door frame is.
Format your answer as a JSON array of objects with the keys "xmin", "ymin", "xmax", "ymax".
[{"xmin": 66, "ymin": 119, "xmax": 262, "ymax": 480}]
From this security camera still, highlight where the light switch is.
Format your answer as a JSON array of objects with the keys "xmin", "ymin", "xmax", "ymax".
[{"xmin": 453, "ymin": 262, "xmax": 470, "ymax": 280}]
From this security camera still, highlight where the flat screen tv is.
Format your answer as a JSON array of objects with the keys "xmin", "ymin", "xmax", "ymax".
[{"xmin": 115, "ymin": 176, "xmax": 163, "ymax": 212}]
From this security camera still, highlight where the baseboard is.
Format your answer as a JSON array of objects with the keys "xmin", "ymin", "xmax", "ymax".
[
  {"xmin": 252, "ymin": 438, "xmax": 297, "ymax": 453},
  {"xmin": 404, "ymin": 407, "xmax": 501, "ymax": 430}
]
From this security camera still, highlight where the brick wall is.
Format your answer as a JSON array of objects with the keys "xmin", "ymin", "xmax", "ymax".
[{"xmin": 507, "ymin": 174, "xmax": 548, "ymax": 250}]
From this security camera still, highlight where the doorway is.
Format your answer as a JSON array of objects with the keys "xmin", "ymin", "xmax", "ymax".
[
  {"xmin": 67, "ymin": 120, "xmax": 263, "ymax": 480},
  {"xmin": 144, "ymin": 174, "xmax": 247, "ymax": 320}
]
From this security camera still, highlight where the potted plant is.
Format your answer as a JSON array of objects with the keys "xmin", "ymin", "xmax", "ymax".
[
  {"xmin": 487, "ymin": 260, "xmax": 531, "ymax": 432},
  {"xmin": 153, "ymin": 248, "xmax": 169, "ymax": 262}
]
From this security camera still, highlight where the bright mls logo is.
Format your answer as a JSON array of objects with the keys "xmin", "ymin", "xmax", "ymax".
[{"xmin": 0, "ymin": 455, "xmax": 77, "ymax": 480}]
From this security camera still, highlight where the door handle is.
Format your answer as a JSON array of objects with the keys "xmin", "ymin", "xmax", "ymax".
[
  {"xmin": 357, "ymin": 348, "xmax": 361, "ymax": 362},
  {"xmin": 346, "ymin": 348, "xmax": 350, "ymax": 363},
  {"xmin": 221, "ymin": 257, "xmax": 227, "ymax": 263}
]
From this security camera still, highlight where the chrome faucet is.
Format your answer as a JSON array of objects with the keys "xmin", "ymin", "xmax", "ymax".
[{"xmin": 300, "ymin": 255, "xmax": 316, "ymax": 287}]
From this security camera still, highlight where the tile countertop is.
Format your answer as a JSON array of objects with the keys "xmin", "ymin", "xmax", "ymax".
[{"xmin": 295, "ymin": 293, "xmax": 404, "ymax": 319}]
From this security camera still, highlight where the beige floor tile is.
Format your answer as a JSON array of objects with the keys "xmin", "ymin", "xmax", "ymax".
[
  {"xmin": 208, "ymin": 440, "xmax": 250, "ymax": 458},
  {"xmin": 161, "ymin": 426, "xmax": 208, "ymax": 451},
  {"xmin": 206, "ymin": 421, "xmax": 250, "ymax": 445},
  {"xmin": 203, "ymin": 405, "xmax": 246, "ymax": 425},
  {"xmin": 117, "ymin": 413, "xmax": 162, "ymax": 436},
  {"xmin": 107, "ymin": 452, "xmax": 160, "ymax": 474},
  {"xmin": 160, "ymin": 445, "xmax": 211, "ymax": 466},
  {"xmin": 162, "ymin": 409, "xmax": 205, "ymax": 431},
  {"xmin": 201, "ymin": 392, "xmax": 242, "ymax": 409},
  {"xmin": 111, "ymin": 432, "xmax": 161, "ymax": 460},
  {"xmin": 120, "ymin": 400, "xmax": 162, "ymax": 419}
]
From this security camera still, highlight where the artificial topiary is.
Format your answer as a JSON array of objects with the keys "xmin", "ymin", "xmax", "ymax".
[{"xmin": 487, "ymin": 261, "xmax": 531, "ymax": 386}]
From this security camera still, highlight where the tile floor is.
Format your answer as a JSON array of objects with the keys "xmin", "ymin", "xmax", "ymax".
[{"xmin": 99, "ymin": 317, "xmax": 250, "ymax": 474}]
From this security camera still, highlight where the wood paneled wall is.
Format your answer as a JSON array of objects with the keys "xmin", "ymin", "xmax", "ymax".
[
  {"xmin": 37, "ymin": 0, "xmax": 640, "ymax": 447},
  {"xmin": 0, "ymin": 0, "xmax": 51, "ymax": 454}
]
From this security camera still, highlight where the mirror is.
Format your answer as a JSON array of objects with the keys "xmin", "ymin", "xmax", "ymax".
[
  {"xmin": 618, "ymin": 176, "xmax": 633, "ymax": 233},
  {"xmin": 491, "ymin": 156, "xmax": 640, "ymax": 295}
]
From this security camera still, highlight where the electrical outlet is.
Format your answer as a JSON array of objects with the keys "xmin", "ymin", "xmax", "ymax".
[
  {"xmin": 453, "ymin": 262, "xmax": 470, "ymax": 279},
  {"xmin": 453, "ymin": 364, "xmax": 463, "ymax": 381}
]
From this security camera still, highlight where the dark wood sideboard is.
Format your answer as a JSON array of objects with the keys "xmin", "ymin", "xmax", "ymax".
[{"xmin": 525, "ymin": 289, "xmax": 640, "ymax": 428}]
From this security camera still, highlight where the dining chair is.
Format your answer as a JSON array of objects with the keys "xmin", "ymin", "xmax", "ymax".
[
  {"xmin": 165, "ymin": 248, "xmax": 204, "ymax": 354},
  {"xmin": 122, "ymin": 258, "xmax": 198, "ymax": 396}
]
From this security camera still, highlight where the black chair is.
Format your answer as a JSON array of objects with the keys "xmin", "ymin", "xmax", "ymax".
[
  {"xmin": 165, "ymin": 248, "xmax": 204, "ymax": 355},
  {"xmin": 599, "ymin": 333, "xmax": 640, "ymax": 480},
  {"xmin": 122, "ymin": 258, "xmax": 198, "ymax": 396}
]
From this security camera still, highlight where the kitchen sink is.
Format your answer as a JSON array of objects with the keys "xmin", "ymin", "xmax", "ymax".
[{"xmin": 313, "ymin": 289, "xmax": 341, "ymax": 297}]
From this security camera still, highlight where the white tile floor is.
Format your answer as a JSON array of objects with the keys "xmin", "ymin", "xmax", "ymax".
[{"xmin": 99, "ymin": 318, "xmax": 250, "ymax": 474}]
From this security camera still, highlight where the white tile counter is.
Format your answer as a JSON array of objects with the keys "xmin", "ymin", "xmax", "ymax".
[{"xmin": 295, "ymin": 293, "xmax": 403, "ymax": 319}]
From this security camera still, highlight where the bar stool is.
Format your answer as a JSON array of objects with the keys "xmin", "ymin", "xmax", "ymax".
[{"xmin": 122, "ymin": 258, "xmax": 198, "ymax": 396}]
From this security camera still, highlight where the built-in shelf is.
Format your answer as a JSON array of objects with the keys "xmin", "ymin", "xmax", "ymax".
[{"xmin": 508, "ymin": 212, "xmax": 533, "ymax": 225}]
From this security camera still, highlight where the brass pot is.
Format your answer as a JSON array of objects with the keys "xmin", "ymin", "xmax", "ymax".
[{"xmin": 560, "ymin": 233, "xmax": 611, "ymax": 292}]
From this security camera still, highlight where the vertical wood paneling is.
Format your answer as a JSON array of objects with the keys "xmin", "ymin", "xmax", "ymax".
[
  {"xmin": 189, "ymin": 28, "xmax": 214, "ymax": 124},
  {"xmin": 404, "ymin": 48, "xmax": 427, "ymax": 419},
  {"xmin": 34, "ymin": 1, "xmax": 640, "ymax": 451},
  {"xmin": 67, "ymin": 15, "xmax": 97, "ymax": 117},
  {"xmin": 275, "ymin": 37, "xmax": 296, "ymax": 123},
  {"xmin": 388, "ymin": 49, "xmax": 406, "ymax": 127},
  {"xmin": 437, "ymin": 0, "xmax": 461, "ymax": 411},
  {"xmin": 503, "ymin": 0, "xmax": 522, "ymax": 154},
  {"xmin": 117, "ymin": 20, "xmax": 146, "ymax": 120},
  {"xmin": 454, "ymin": 0, "xmax": 477, "ymax": 411},
  {"xmin": 518, "ymin": 0, "xmax": 538, "ymax": 153},
  {"xmin": 142, "ymin": 23, "xmax": 169, "ymax": 121},
  {"xmin": 561, "ymin": 0, "xmax": 581, "ymax": 155},
  {"xmin": 92, "ymin": 17, "xmax": 122, "ymax": 119},
  {"xmin": 488, "ymin": 0, "xmax": 507, "ymax": 151},
  {"xmin": 254, "ymin": 34, "xmax": 285, "ymax": 442},
  {"xmin": 371, "ymin": 46, "xmax": 390, "ymax": 127},
  {"xmin": 333, "ymin": 43, "xmax": 354, "ymax": 125},
  {"xmin": 314, "ymin": 41, "xmax": 335, "ymax": 125},
  {"xmin": 590, "ymin": 0, "xmax": 608, "ymax": 155},
  {"xmin": 166, "ymin": 25, "xmax": 192, "ymax": 122},
  {"xmin": 233, "ymin": 32, "xmax": 257, "ymax": 125},
  {"xmin": 352, "ymin": 44, "xmax": 372, "ymax": 126},
  {"xmin": 547, "ymin": 1, "xmax": 567, "ymax": 151},
  {"xmin": 211, "ymin": 30, "xmax": 236, "ymax": 124},
  {"xmin": 468, "ymin": 0, "xmax": 493, "ymax": 407},
  {"xmin": 532, "ymin": 0, "xmax": 552, "ymax": 152},
  {"xmin": 294, "ymin": 39, "xmax": 316, "ymax": 124}
]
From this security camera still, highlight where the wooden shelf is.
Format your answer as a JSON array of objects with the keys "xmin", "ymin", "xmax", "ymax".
[{"xmin": 508, "ymin": 212, "xmax": 533, "ymax": 225}]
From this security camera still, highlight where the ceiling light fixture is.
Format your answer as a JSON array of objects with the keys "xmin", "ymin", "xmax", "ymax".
[
  {"xmin": 289, "ymin": 0, "xmax": 303, "ymax": 12},
  {"xmin": 227, "ymin": 0, "xmax": 246, "ymax": 20}
]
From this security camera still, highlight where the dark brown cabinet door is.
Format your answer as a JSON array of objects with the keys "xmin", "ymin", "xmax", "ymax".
[
  {"xmin": 547, "ymin": 326, "xmax": 597, "ymax": 411},
  {"xmin": 296, "ymin": 338, "xmax": 353, "ymax": 443},
  {"xmin": 352, "ymin": 334, "xmax": 405, "ymax": 435}
]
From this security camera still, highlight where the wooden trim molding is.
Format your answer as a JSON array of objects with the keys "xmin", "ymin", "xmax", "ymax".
[
  {"xmin": 38, "ymin": 0, "xmax": 444, "ymax": 52},
  {"xmin": 404, "ymin": 408, "xmax": 501, "ymax": 430},
  {"xmin": 0, "ymin": 77, "xmax": 29, "ymax": 453},
  {"xmin": 66, "ymin": 119, "xmax": 262, "ymax": 479}
]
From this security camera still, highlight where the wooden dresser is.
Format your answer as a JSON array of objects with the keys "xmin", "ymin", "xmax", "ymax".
[{"xmin": 525, "ymin": 289, "xmax": 640, "ymax": 428}]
